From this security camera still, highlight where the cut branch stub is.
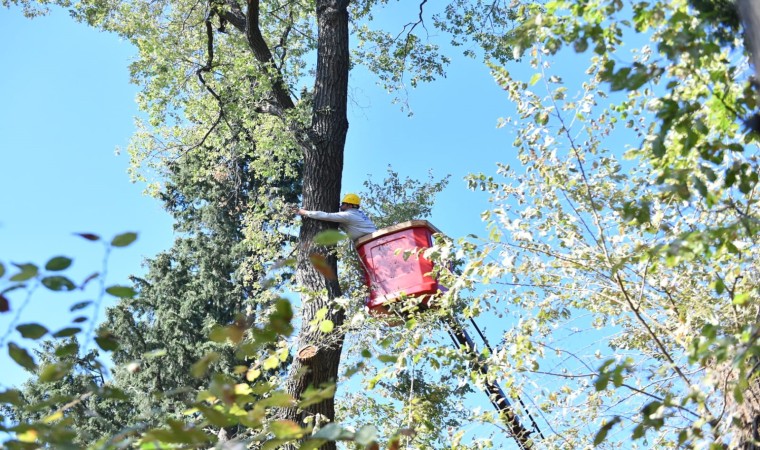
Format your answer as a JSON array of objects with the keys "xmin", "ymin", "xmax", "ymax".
[{"xmin": 297, "ymin": 345, "xmax": 318, "ymax": 362}]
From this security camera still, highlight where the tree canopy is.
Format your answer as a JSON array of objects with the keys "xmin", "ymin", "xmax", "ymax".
[{"xmin": 2, "ymin": 0, "xmax": 760, "ymax": 448}]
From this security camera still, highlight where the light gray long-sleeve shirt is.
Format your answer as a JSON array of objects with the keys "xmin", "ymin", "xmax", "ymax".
[{"xmin": 301, "ymin": 208, "xmax": 378, "ymax": 241}]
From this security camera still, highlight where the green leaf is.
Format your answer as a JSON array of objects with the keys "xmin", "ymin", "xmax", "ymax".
[
  {"xmin": 191, "ymin": 352, "xmax": 220, "ymax": 378},
  {"xmin": 263, "ymin": 355, "xmax": 280, "ymax": 370},
  {"xmin": 45, "ymin": 256, "xmax": 72, "ymax": 271},
  {"xmin": 53, "ymin": 327, "xmax": 82, "ymax": 338},
  {"xmin": 733, "ymin": 292, "xmax": 750, "ymax": 306},
  {"xmin": 529, "ymin": 73, "xmax": 542, "ymax": 86},
  {"xmin": 95, "ymin": 333, "xmax": 120, "ymax": 351},
  {"xmin": 268, "ymin": 298, "xmax": 294, "ymax": 336},
  {"xmin": 41, "ymin": 276, "xmax": 76, "ymax": 292},
  {"xmin": 0, "ymin": 262, "xmax": 5, "ymax": 278},
  {"xmin": 144, "ymin": 349, "xmax": 167, "ymax": 358},
  {"xmin": 378, "ymin": 354, "xmax": 398, "ymax": 363},
  {"xmin": 312, "ymin": 423, "xmax": 343, "ymax": 441},
  {"xmin": 55, "ymin": 341, "xmax": 79, "ymax": 357},
  {"xmin": 10, "ymin": 263, "xmax": 38, "ymax": 282},
  {"xmin": 299, "ymin": 440, "xmax": 328, "ymax": 450},
  {"xmin": 354, "ymin": 425, "xmax": 378, "ymax": 445},
  {"xmin": 70, "ymin": 300, "xmax": 92, "ymax": 312},
  {"xmin": 111, "ymin": 232, "xmax": 138, "ymax": 247},
  {"xmin": 258, "ymin": 392, "xmax": 295, "ymax": 408},
  {"xmin": 0, "ymin": 389, "xmax": 22, "ymax": 406},
  {"xmin": 298, "ymin": 383, "xmax": 336, "ymax": 409},
  {"xmin": 594, "ymin": 417, "xmax": 621, "ymax": 445},
  {"xmin": 39, "ymin": 362, "xmax": 73, "ymax": 383},
  {"xmin": 9, "ymin": 343, "xmax": 37, "ymax": 371},
  {"xmin": 16, "ymin": 323, "xmax": 48, "ymax": 340},
  {"xmin": 195, "ymin": 404, "xmax": 234, "ymax": 427},
  {"xmin": 319, "ymin": 320, "xmax": 334, "ymax": 333},
  {"xmin": 106, "ymin": 285, "xmax": 137, "ymax": 298},
  {"xmin": 270, "ymin": 420, "xmax": 306, "ymax": 439},
  {"xmin": 313, "ymin": 230, "xmax": 347, "ymax": 245}
]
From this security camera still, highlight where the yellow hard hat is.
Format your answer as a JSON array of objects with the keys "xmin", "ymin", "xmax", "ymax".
[{"xmin": 342, "ymin": 193, "xmax": 361, "ymax": 205}]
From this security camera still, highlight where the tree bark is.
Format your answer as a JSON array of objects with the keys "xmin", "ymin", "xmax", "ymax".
[
  {"xmin": 280, "ymin": 1, "xmax": 350, "ymax": 449},
  {"xmin": 226, "ymin": 0, "xmax": 351, "ymax": 446},
  {"xmin": 738, "ymin": 0, "xmax": 760, "ymax": 84}
]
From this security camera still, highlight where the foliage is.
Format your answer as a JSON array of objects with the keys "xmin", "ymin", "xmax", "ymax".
[
  {"xmin": 0, "ymin": 0, "xmax": 543, "ymax": 448},
  {"xmin": 360, "ymin": 167, "xmax": 450, "ymax": 230},
  {"xmin": 446, "ymin": 0, "xmax": 760, "ymax": 447}
]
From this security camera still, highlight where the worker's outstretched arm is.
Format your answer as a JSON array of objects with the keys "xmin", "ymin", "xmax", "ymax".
[{"xmin": 298, "ymin": 209, "xmax": 353, "ymax": 224}]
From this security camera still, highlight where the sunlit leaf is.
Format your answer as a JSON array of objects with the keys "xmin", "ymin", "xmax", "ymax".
[
  {"xmin": 733, "ymin": 292, "xmax": 750, "ymax": 306},
  {"xmin": 300, "ymin": 439, "xmax": 328, "ymax": 450},
  {"xmin": 106, "ymin": 285, "xmax": 137, "ymax": 298},
  {"xmin": 319, "ymin": 320, "xmax": 334, "ymax": 333},
  {"xmin": 144, "ymin": 349, "xmax": 167, "ymax": 358},
  {"xmin": 195, "ymin": 404, "xmax": 233, "ymax": 427},
  {"xmin": 270, "ymin": 420, "xmax": 305, "ymax": 439},
  {"xmin": 261, "ymin": 439, "xmax": 292, "ymax": 450},
  {"xmin": 313, "ymin": 229, "xmax": 347, "ymax": 245},
  {"xmin": 39, "ymin": 362, "xmax": 73, "ymax": 383},
  {"xmin": 42, "ymin": 411, "xmax": 63, "ymax": 423},
  {"xmin": 111, "ymin": 232, "xmax": 138, "ymax": 247},
  {"xmin": 45, "ymin": 256, "xmax": 72, "ymax": 271},
  {"xmin": 298, "ymin": 383, "xmax": 336, "ymax": 409},
  {"xmin": 258, "ymin": 391, "xmax": 295, "ymax": 408},
  {"xmin": 246, "ymin": 368, "xmax": 261, "ymax": 381},
  {"xmin": 377, "ymin": 354, "xmax": 398, "ymax": 363},
  {"xmin": 17, "ymin": 429, "xmax": 38, "ymax": 443},
  {"xmin": 10, "ymin": 263, "xmax": 37, "ymax": 282},
  {"xmin": 263, "ymin": 355, "xmax": 280, "ymax": 370}
]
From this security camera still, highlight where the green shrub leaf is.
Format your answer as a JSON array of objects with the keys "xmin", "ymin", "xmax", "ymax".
[
  {"xmin": 9, "ymin": 343, "xmax": 37, "ymax": 371},
  {"xmin": 10, "ymin": 263, "xmax": 38, "ymax": 282},
  {"xmin": 106, "ymin": 285, "xmax": 137, "ymax": 298},
  {"xmin": 16, "ymin": 323, "xmax": 48, "ymax": 340},
  {"xmin": 45, "ymin": 256, "xmax": 72, "ymax": 271},
  {"xmin": 111, "ymin": 232, "xmax": 137, "ymax": 247},
  {"xmin": 41, "ymin": 276, "xmax": 76, "ymax": 292}
]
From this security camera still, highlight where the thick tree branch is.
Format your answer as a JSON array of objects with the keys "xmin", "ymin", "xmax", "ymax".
[
  {"xmin": 244, "ymin": 0, "xmax": 295, "ymax": 110},
  {"xmin": 216, "ymin": 0, "xmax": 295, "ymax": 112}
]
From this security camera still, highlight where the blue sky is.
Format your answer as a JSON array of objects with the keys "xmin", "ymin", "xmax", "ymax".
[{"xmin": 0, "ymin": 4, "xmax": 532, "ymax": 443}]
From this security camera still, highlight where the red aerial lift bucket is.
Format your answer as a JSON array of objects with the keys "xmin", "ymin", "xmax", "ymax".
[{"xmin": 355, "ymin": 220, "xmax": 442, "ymax": 315}]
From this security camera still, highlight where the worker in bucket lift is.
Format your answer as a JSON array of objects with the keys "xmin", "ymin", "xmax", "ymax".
[{"xmin": 297, "ymin": 193, "xmax": 378, "ymax": 242}]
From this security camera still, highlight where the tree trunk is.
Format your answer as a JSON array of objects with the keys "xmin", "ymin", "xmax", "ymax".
[
  {"xmin": 281, "ymin": 1, "xmax": 350, "ymax": 449},
  {"xmin": 739, "ymin": 0, "xmax": 760, "ymax": 84}
]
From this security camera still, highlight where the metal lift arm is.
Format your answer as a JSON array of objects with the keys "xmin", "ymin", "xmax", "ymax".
[{"xmin": 444, "ymin": 317, "xmax": 539, "ymax": 450}]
